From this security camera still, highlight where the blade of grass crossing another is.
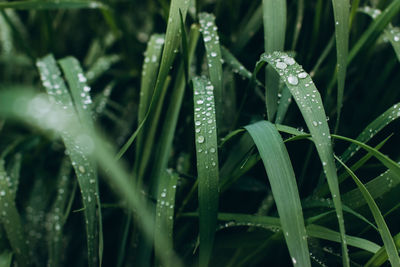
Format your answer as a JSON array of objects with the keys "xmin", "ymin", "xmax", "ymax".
[
  {"xmin": 262, "ymin": 0, "xmax": 286, "ymax": 121},
  {"xmin": 331, "ymin": 0, "xmax": 349, "ymax": 133},
  {"xmin": 336, "ymin": 156, "xmax": 400, "ymax": 267},
  {"xmin": 193, "ymin": 77, "xmax": 220, "ymax": 267},
  {"xmin": 0, "ymin": 160, "xmax": 29, "ymax": 267},
  {"xmin": 245, "ymin": 121, "xmax": 311, "ymax": 267},
  {"xmin": 199, "ymin": 13, "xmax": 223, "ymax": 128},
  {"xmin": 255, "ymin": 51, "xmax": 349, "ymax": 266},
  {"xmin": 116, "ymin": 0, "xmax": 189, "ymax": 159},
  {"xmin": 37, "ymin": 55, "xmax": 102, "ymax": 267}
]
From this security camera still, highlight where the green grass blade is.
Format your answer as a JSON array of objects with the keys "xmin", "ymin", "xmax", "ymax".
[
  {"xmin": 116, "ymin": 0, "xmax": 189, "ymax": 159},
  {"xmin": 37, "ymin": 55, "xmax": 102, "ymax": 267},
  {"xmin": 291, "ymin": 0, "xmax": 304, "ymax": 50},
  {"xmin": 232, "ymin": 4, "xmax": 262, "ymax": 53},
  {"xmin": 0, "ymin": 160, "xmax": 28, "ymax": 267},
  {"xmin": 262, "ymin": 0, "xmax": 286, "ymax": 120},
  {"xmin": 331, "ymin": 0, "xmax": 349, "ymax": 132},
  {"xmin": 256, "ymin": 51, "xmax": 349, "ymax": 265},
  {"xmin": 366, "ymin": 232, "xmax": 400, "ymax": 267},
  {"xmin": 85, "ymin": 54, "xmax": 120, "ymax": 84},
  {"xmin": 193, "ymin": 77, "xmax": 220, "ymax": 267},
  {"xmin": 199, "ymin": 13, "xmax": 223, "ymax": 126},
  {"xmin": 154, "ymin": 170, "xmax": 179, "ymax": 266},
  {"xmin": 275, "ymin": 85, "xmax": 292, "ymax": 124},
  {"xmin": 0, "ymin": 250, "xmax": 12, "ymax": 267},
  {"xmin": 348, "ymin": 0, "xmax": 400, "ymax": 63},
  {"xmin": 336, "ymin": 156, "xmax": 400, "ymax": 267},
  {"xmin": 0, "ymin": 0, "xmax": 106, "ymax": 10},
  {"xmin": 244, "ymin": 120, "xmax": 311, "ymax": 267}
]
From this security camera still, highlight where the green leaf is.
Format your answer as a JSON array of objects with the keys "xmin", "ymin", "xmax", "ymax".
[
  {"xmin": 0, "ymin": 0, "xmax": 106, "ymax": 10},
  {"xmin": 262, "ymin": 0, "xmax": 286, "ymax": 120},
  {"xmin": 336, "ymin": 156, "xmax": 400, "ymax": 267},
  {"xmin": 245, "ymin": 120, "xmax": 311, "ymax": 267},
  {"xmin": 255, "ymin": 51, "xmax": 349, "ymax": 265},
  {"xmin": 193, "ymin": 77, "xmax": 220, "ymax": 267}
]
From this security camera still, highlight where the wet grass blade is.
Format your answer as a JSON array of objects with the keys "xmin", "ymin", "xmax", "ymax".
[
  {"xmin": 0, "ymin": 160, "xmax": 28, "ymax": 267},
  {"xmin": 37, "ymin": 55, "xmax": 101, "ymax": 267},
  {"xmin": 366, "ymin": 232, "xmax": 400, "ymax": 267},
  {"xmin": 262, "ymin": 0, "xmax": 286, "ymax": 121},
  {"xmin": 85, "ymin": 54, "xmax": 120, "ymax": 84},
  {"xmin": 154, "ymin": 170, "xmax": 179, "ymax": 266},
  {"xmin": 0, "ymin": 0, "xmax": 106, "ymax": 10},
  {"xmin": 336, "ymin": 157, "xmax": 400, "ymax": 267},
  {"xmin": 116, "ymin": 0, "xmax": 189, "ymax": 159},
  {"xmin": 245, "ymin": 120, "xmax": 311, "ymax": 267},
  {"xmin": 193, "ymin": 77, "xmax": 220, "ymax": 267},
  {"xmin": 199, "ymin": 13, "xmax": 223, "ymax": 126},
  {"xmin": 331, "ymin": 0, "xmax": 349, "ymax": 132},
  {"xmin": 255, "ymin": 51, "xmax": 349, "ymax": 266}
]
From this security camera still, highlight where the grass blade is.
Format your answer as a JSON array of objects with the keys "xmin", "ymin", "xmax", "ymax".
[
  {"xmin": 85, "ymin": 54, "xmax": 120, "ymax": 84},
  {"xmin": 336, "ymin": 156, "xmax": 400, "ymax": 267},
  {"xmin": 245, "ymin": 120, "xmax": 311, "ymax": 267},
  {"xmin": 199, "ymin": 13, "xmax": 223, "ymax": 127},
  {"xmin": 366, "ymin": 232, "xmax": 400, "ymax": 267},
  {"xmin": 255, "ymin": 51, "xmax": 349, "ymax": 265},
  {"xmin": 0, "ymin": 0, "xmax": 106, "ymax": 10},
  {"xmin": 331, "ymin": 0, "xmax": 349, "ymax": 132},
  {"xmin": 193, "ymin": 77, "xmax": 220, "ymax": 267}
]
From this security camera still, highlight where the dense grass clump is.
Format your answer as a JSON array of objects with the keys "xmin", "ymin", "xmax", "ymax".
[{"xmin": 0, "ymin": 0, "xmax": 399, "ymax": 266}]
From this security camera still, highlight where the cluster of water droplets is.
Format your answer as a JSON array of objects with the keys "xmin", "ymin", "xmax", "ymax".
[
  {"xmin": 199, "ymin": 13, "xmax": 222, "ymax": 69},
  {"xmin": 193, "ymin": 78, "xmax": 218, "ymax": 170},
  {"xmin": 141, "ymin": 34, "xmax": 164, "ymax": 78}
]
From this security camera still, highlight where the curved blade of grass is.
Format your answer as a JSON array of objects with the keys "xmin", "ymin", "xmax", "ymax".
[
  {"xmin": 331, "ymin": 0, "xmax": 349, "ymax": 132},
  {"xmin": 0, "ymin": 0, "xmax": 106, "ymax": 10},
  {"xmin": 154, "ymin": 170, "xmax": 179, "ymax": 266},
  {"xmin": 366, "ymin": 232, "xmax": 400, "ymax": 267},
  {"xmin": 0, "ymin": 160, "xmax": 28, "ymax": 267},
  {"xmin": 209, "ymin": 212, "xmax": 380, "ymax": 253},
  {"xmin": 245, "ymin": 120, "xmax": 311, "ymax": 267},
  {"xmin": 359, "ymin": 6, "xmax": 400, "ymax": 62},
  {"xmin": 37, "ymin": 55, "xmax": 102, "ymax": 267},
  {"xmin": 199, "ymin": 13, "xmax": 223, "ymax": 126},
  {"xmin": 343, "ymin": 169, "xmax": 400, "ymax": 210},
  {"xmin": 116, "ymin": 0, "xmax": 189, "ymax": 159},
  {"xmin": 262, "ymin": 0, "xmax": 286, "ymax": 120},
  {"xmin": 193, "ymin": 77, "xmax": 220, "ymax": 267},
  {"xmin": 255, "ymin": 51, "xmax": 349, "ymax": 266},
  {"xmin": 291, "ymin": 0, "xmax": 304, "ymax": 50},
  {"xmin": 85, "ymin": 54, "xmax": 120, "ymax": 84},
  {"xmin": 336, "ymin": 156, "xmax": 400, "ymax": 267},
  {"xmin": 0, "ymin": 89, "xmax": 183, "ymax": 267}
]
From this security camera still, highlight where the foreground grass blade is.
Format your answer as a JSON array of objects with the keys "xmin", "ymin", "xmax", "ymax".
[
  {"xmin": 255, "ymin": 51, "xmax": 349, "ymax": 265},
  {"xmin": 199, "ymin": 13, "xmax": 223, "ymax": 126},
  {"xmin": 154, "ymin": 170, "xmax": 178, "ymax": 265},
  {"xmin": 0, "ymin": 160, "xmax": 28, "ymax": 267},
  {"xmin": 116, "ymin": 0, "xmax": 189, "ymax": 159},
  {"xmin": 37, "ymin": 55, "xmax": 101, "ymax": 267},
  {"xmin": 331, "ymin": 0, "xmax": 349, "ymax": 132},
  {"xmin": 0, "ymin": 0, "xmax": 106, "ymax": 10},
  {"xmin": 262, "ymin": 0, "xmax": 286, "ymax": 120},
  {"xmin": 336, "ymin": 157, "xmax": 400, "ymax": 267},
  {"xmin": 0, "ymin": 89, "xmax": 182, "ymax": 267},
  {"xmin": 245, "ymin": 120, "xmax": 311, "ymax": 267},
  {"xmin": 193, "ymin": 77, "xmax": 220, "ymax": 267},
  {"xmin": 367, "ymin": 232, "xmax": 400, "ymax": 267}
]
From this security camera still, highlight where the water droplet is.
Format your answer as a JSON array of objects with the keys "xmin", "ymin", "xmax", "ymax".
[
  {"xmin": 287, "ymin": 75, "xmax": 299, "ymax": 85},
  {"xmin": 312, "ymin": 121, "xmax": 318, "ymax": 127},
  {"xmin": 284, "ymin": 57, "xmax": 295, "ymax": 65},
  {"xmin": 0, "ymin": 191, "xmax": 5, "ymax": 196},
  {"xmin": 292, "ymin": 257, "xmax": 297, "ymax": 264},
  {"xmin": 211, "ymin": 52, "xmax": 217, "ymax": 57},
  {"xmin": 209, "ymin": 147, "xmax": 216, "ymax": 153},
  {"xmin": 297, "ymin": 72, "xmax": 307, "ymax": 79},
  {"xmin": 276, "ymin": 62, "xmax": 287, "ymax": 70},
  {"xmin": 197, "ymin": 136, "xmax": 205, "ymax": 144},
  {"xmin": 78, "ymin": 166, "xmax": 85, "ymax": 173},
  {"xmin": 197, "ymin": 99, "xmax": 204, "ymax": 105}
]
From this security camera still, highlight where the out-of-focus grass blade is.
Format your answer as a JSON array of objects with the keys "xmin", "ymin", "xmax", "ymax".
[
  {"xmin": 255, "ymin": 51, "xmax": 349, "ymax": 265},
  {"xmin": 0, "ymin": 0, "xmax": 106, "ymax": 10},
  {"xmin": 245, "ymin": 120, "xmax": 311, "ymax": 267},
  {"xmin": 348, "ymin": 0, "xmax": 400, "ymax": 63},
  {"xmin": 0, "ymin": 160, "xmax": 28, "ymax": 267},
  {"xmin": 47, "ymin": 157, "xmax": 72, "ymax": 267},
  {"xmin": 343, "ymin": 169, "xmax": 399, "ymax": 210},
  {"xmin": 0, "ymin": 250, "xmax": 12, "ymax": 267},
  {"xmin": 331, "ymin": 0, "xmax": 349, "ymax": 132},
  {"xmin": 291, "ymin": 0, "xmax": 304, "ymax": 50},
  {"xmin": 210, "ymin": 213, "xmax": 380, "ymax": 253},
  {"xmin": 232, "ymin": 4, "xmax": 262, "ymax": 53},
  {"xmin": 359, "ymin": 6, "xmax": 400, "ymax": 61},
  {"xmin": 0, "ymin": 89, "xmax": 182, "ymax": 267},
  {"xmin": 262, "ymin": 0, "xmax": 286, "ymax": 121},
  {"xmin": 336, "ymin": 157, "xmax": 400, "ymax": 267},
  {"xmin": 85, "ymin": 54, "xmax": 120, "ymax": 83},
  {"xmin": 37, "ymin": 55, "xmax": 102, "ymax": 267},
  {"xmin": 366, "ymin": 232, "xmax": 400, "ymax": 267},
  {"xmin": 116, "ymin": 0, "xmax": 189, "ymax": 159},
  {"xmin": 0, "ymin": 13, "xmax": 13, "ymax": 55},
  {"xmin": 6, "ymin": 153, "xmax": 21, "ymax": 200},
  {"xmin": 193, "ymin": 77, "xmax": 220, "ymax": 267},
  {"xmin": 199, "ymin": 13, "xmax": 223, "ymax": 126},
  {"xmin": 154, "ymin": 170, "xmax": 178, "ymax": 265}
]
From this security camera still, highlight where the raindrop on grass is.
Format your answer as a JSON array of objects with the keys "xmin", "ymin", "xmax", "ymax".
[
  {"xmin": 197, "ymin": 136, "xmax": 205, "ymax": 144},
  {"xmin": 287, "ymin": 75, "xmax": 299, "ymax": 85}
]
